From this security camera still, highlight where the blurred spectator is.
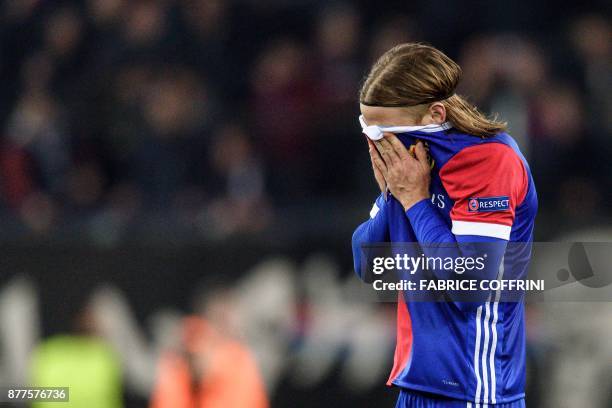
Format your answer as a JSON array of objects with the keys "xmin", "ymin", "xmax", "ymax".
[
  {"xmin": 121, "ymin": 1, "xmax": 168, "ymax": 51},
  {"xmin": 87, "ymin": 0, "xmax": 125, "ymax": 27},
  {"xmin": 569, "ymin": 14, "xmax": 612, "ymax": 202},
  {"xmin": 43, "ymin": 6, "xmax": 83, "ymax": 59},
  {"xmin": 528, "ymin": 82, "xmax": 603, "ymax": 220},
  {"xmin": 250, "ymin": 38, "xmax": 317, "ymax": 199},
  {"xmin": 30, "ymin": 302, "xmax": 124, "ymax": 408},
  {"xmin": 130, "ymin": 66, "xmax": 210, "ymax": 208},
  {"xmin": 150, "ymin": 282, "xmax": 269, "ymax": 408},
  {"xmin": 313, "ymin": 3, "xmax": 362, "ymax": 106},
  {"xmin": 4, "ymin": 91, "xmax": 70, "ymax": 198},
  {"xmin": 367, "ymin": 15, "xmax": 420, "ymax": 65},
  {"xmin": 177, "ymin": 0, "xmax": 239, "ymax": 99},
  {"xmin": 570, "ymin": 14, "xmax": 612, "ymax": 134},
  {"xmin": 203, "ymin": 123, "xmax": 270, "ymax": 237}
]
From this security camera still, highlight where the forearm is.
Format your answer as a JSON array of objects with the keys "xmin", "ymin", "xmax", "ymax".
[
  {"xmin": 406, "ymin": 198, "xmax": 456, "ymax": 244},
  {"xmin": 405, "ymin": 199, "xmax": 507, "ymax": 310}
]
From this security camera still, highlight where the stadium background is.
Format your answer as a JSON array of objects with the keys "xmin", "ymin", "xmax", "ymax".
[{"xmin": 0, "ymin": 0, "xmax": 610, "ymax": 407}]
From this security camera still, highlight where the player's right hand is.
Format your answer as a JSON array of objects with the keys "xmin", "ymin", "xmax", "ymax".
[{"xmin": 368, "ymin": 139, "xmax": 387, "ymax": 194}]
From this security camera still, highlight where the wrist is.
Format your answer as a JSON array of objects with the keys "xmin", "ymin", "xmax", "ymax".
[{"xmin": 400, "ymin": 191, "xmax": 430, "ymax": 211}]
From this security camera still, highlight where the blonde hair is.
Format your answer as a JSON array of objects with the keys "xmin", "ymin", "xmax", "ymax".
[{"xmin": 359, "ymin": 43, "xmax": 506, "ymax": 138}]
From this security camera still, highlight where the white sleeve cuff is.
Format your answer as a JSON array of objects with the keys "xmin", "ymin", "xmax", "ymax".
[{"xmin": 451, "ymin": 220, "xmax": 511, "ymax": 240}]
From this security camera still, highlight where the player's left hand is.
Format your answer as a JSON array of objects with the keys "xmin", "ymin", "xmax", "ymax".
[{"xmin": 370, "ymin": 133, "xmax": 431, "ymax": 211}]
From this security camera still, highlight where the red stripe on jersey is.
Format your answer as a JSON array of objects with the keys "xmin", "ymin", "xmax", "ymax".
[{"xmin": 387, "ymin": 292, "xmax": 413, "ymax": 386}]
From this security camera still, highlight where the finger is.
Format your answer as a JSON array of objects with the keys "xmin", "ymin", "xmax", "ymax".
[
  {"xmin": 414, "ymin": 141, "xmax": 429, "ymax": 163},
  {"xmin": 385, "ymin": 133, "xmax": 410, "ymax": 159},
  {"xmin": 372, "ymin": 160, "xmax": 382, "ymax": 177},
  {"xmin": 372, "ymin": 155, "xmax": 388, "ymax": 178},
  {"xmin": 376, "ymin": 138, "xmax": 400, "ymax": 165},
  {"xmin": 380, "ymin": 136, "xmax": 402, "ymax": 163},
  {"xmin": 369, "ymin": 144, "xmax": 388, "ymax": 174},
  {"xmin": 369, "ymin": 140, "xmax": 382, "ymax": 161},
  {"xmin": 370, "ymin": 144, "xmax": 387, "ymax": 171},
  {"xmin": 372, "ymin": 159, "xmax": 385, "ymax": 184},
  {"xmin": 369, "ymin": 143, "xmax": 382, "ymax": 172},
  {"xmin": 373, "ymin": 141, "xmax": 389, "ymax": 165}
]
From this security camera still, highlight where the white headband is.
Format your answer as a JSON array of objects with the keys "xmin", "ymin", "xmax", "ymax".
[{"xmin": 359, "ymin": 115, "xmax": 452, "ymax": 141}]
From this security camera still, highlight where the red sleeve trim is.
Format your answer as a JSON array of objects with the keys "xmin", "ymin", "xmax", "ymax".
[{"xmin": 439, "ymin": 143, "xmax": 528, "ymax": 228}]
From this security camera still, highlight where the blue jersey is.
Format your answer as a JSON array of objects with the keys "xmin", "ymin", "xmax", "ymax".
[{"xmin": 352, "ymin": 122, "xmax": 537, "ymax": 405}]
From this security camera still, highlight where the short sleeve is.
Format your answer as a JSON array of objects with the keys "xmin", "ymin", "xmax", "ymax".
[{"xmin": 439, "ymin": 143, "xmax": 528, "ymax": 240}]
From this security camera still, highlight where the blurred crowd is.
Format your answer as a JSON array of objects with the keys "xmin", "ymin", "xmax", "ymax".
[{"xmin": 0, "ymin": 0, "xmax": 610, "ymax": 242}]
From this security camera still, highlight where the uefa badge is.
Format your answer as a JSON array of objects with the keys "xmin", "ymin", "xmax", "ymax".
[{"xmin": 468, "ymin": 198, "xmax": 479, "ymax": 212}]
